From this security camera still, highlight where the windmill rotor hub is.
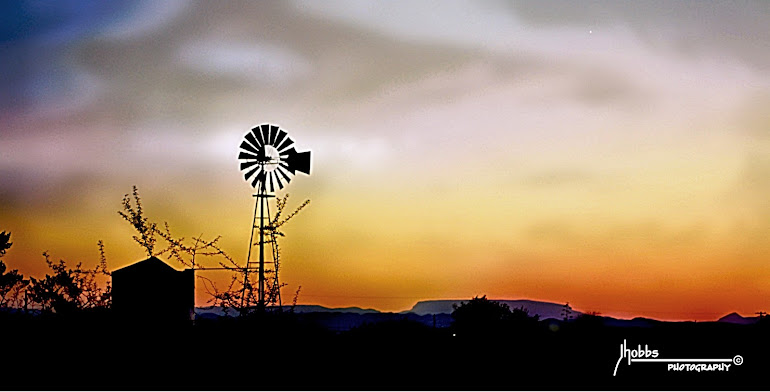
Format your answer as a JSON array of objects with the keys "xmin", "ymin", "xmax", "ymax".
[{"xmin": 263, "ymin": 145, "xmax": 280, "ymax": 172}]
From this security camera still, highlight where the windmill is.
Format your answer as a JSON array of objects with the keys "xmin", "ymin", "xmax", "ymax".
[{"xmin": 238, "ymin": 123, "xmax": 311, "ymax": 310}]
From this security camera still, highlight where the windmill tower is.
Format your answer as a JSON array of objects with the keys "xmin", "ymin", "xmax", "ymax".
[{"xmin": 237, "ymin": 123, "xmax": 311, "ymax": 311}]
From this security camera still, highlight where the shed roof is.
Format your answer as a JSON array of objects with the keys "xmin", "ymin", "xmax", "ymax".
[{"xmin": 112, "ymin": 256, "xmax": 182, "ymax": 275}]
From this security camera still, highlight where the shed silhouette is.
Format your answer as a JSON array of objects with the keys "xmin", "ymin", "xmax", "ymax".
[{"xmin": 112, "ymin": 257, "xmax": 194, "ymax": 322}]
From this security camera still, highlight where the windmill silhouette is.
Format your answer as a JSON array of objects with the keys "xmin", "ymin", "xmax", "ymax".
[{"xmin": 238, "ymin": 123, "xmax": 311, "ymax": 310}]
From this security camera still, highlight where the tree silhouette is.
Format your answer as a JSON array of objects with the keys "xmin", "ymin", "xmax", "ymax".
[
  {"xmin": 26, "ymin": 245, "xmax": 111, "ymax": 314},
  {"xmin": 0, "ymin": 231, "xmax": 11, "ymax": 257},
  {"xmin": 573, "ymin": 311, "xmax": 603, "ymax": 329},
  {"xmin": 451, "ymin": 295, "xmax": 511, "ymax": 335},
  {"xmin": 451, "ymin": 296, "xmax": 543, "ymax": 337},
  {"xmin": 0, "ymin": 260, "xmax": 28, "ymax": 309},
  {"xmin": 118, "ymin": 186, "xmax": 236, "ymax": 269},
  {"xmin": 511, "ymin": 305, "xmax": 539, "ymax": 322},
  {"xmin": 118, "ymin": 186, "xmax": 158, "ymax": 257},
  {"xmin": 155, "ymin": 222, "xmax": 235, "ymax": 270},
  {"xmin": 0, "ymin": 231, "xmax": 28, "ymax": 309}
]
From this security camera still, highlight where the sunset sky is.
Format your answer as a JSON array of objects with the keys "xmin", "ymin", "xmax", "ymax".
[{"xmin": 1, "ymin": 1, "xmax": 769, "ymax": 320}]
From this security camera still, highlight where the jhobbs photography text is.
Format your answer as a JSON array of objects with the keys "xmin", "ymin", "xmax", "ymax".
[{"xmin": 613, "ymin": 339, "xmax": 742, "ymax": 376}]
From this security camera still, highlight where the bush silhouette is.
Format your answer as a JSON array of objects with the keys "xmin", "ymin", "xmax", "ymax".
[
  {"xmin": 0, "ymin": 231, "xmax": 28, "ymax": 309},
  {"xmin": 26, "ymin": 251, "xmax": 111, "ymax": 314},
  {"xmin": 451, "ymin": 295, "xmax": 512, "ymax": 336},
  {"xmin": 451, "ymin": 296, "xmax": 543, "ymax": 337}
]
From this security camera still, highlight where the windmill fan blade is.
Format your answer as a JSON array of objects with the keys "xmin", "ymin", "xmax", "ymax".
[
  {"xmin": 240, "ymin": 141, "xmax": 260, "ymax": 155},
  {"xmin": 276, "ymin": 165, "xmax": 292, "ymax": 183},
  {"xmin": 284, "ymin": 148, "xmax": 312, "ymax": 175},
  {"xmin": 252, "ymin": 127, "xmax": 266, "ymax": 146},
  {"xmin": 277, "ymin": 136, "xmax": 293, "ymax": 152},
  {"xmin": 251, "ymin": 170, "xmax": 266, "ymax": 188},
  {"xmin": 240, "ymin": 160, "xmax": 258, "ymax": 171},
  {"xmin": 258, "ymin": 146, "xmax": 267, "ymax": 161},
  {"xmin": 243, "ymin": 165, "xmax": 260, "ymax": 181},
  {"xmin": 274, "ymin": 130, "xmax": 287, "ymax": 148},
  {"xmin": 279, "ymin": 162, "xmax": 294, "ymax": 175},
  {"xmin": 260, "ymin": 125, "xmax": 270, "ymax": 147},
  {"xmin": 268, "ymin": 173, "xmax": 275, "ymax": 192},
  {"xmin": 245, "ymin": 131, "xmax": 262, "ymax": 149},
  {"xmin": 253, "ymin": 125, "xmax": 264, "ymax": 146},
  {"xmin": 269, "ymin": 125, "xmax": 279, "ymax": 145},
  {"xmin": 274, "ymin": 170, "xmax": 285, "ymax": 189},
  {"xmin": 238, "ymin": 151, "xmax": 260, "ymax": 161}
]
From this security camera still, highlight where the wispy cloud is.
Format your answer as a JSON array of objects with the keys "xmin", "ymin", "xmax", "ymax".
[{"xmin": 176, "ymin": 40, "xmax": 312, "ymax": 84}]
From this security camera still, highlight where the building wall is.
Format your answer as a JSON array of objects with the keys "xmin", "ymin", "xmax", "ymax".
[{"xmin": 112, "ymin": 258, "xmax": 194, "ymax": 322}]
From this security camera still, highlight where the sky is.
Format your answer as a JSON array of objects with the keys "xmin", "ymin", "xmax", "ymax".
[{"xmin": 1, "ymin": 0, "xmax": 769, "ymax": 321}]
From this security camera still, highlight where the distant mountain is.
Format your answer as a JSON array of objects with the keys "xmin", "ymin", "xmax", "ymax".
[
  {"xmin": 601, "ymin": 316, "xmax": 661, "ymax": 328},
  {"xmin": 717, "ymin": 312, "xmax": 758, "ymax": 325},
  {"xmin": 290, "ymin": 305, "xmax": 380, "ymax": 314},
  {"xmin": 195, "ymin": 306, "xmax": 234, "ymax": 318},
  {"xmin": 406, "ymin": 299, "xmax": 581, "ymax": 320},
  {"xmin": 195, "ymin": 304, "xmax": 380, "ymax": 318},
  {"xmin": 196, "ymin": 303, "xmax": 760, "ymax": 326}
]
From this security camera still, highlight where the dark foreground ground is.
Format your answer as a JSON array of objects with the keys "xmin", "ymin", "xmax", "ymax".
[{"xmin": 1, "ymin": 310, "xmax": 768, "ymax": 390}]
